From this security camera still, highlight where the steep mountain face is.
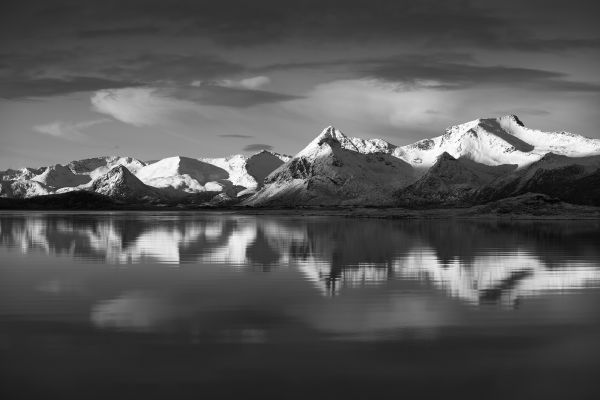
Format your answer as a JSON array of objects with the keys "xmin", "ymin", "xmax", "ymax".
[
  {"xmin": 91, "ymin": 165, "xmax": 163, "ymax": 202},
  {"xmin": 31, "ymin": 164, "xmax": 91, "ymax": 188},
  {"xmin": 393, "ymin": 115, "xmax": 600, "ymax": 171},
  {"xmin": 199, "ymin": 150, "xmax": 287, "ymax": 192},
  {"xmin": 475, "ymin": 153, "xmax": 600, "ymax": 206},
  {"xmin": 68, "ymin": 156, "xmax": 146, "ymax": 179},
  {"xmin": 244, "ymin": 127, "xmax": 416, "ymax": 206},
  {"xmin": 397, "ymin": 152, "xmax": 517, "ymax": 207},
  {"xmin": 244, "ymin": 151, "xmax": 288, "ymax": 188},
  {"xmin": 0, "ymin": 167, "xmax": 45, "ymax": 182},
  {"xmin": 0, "ymin": 151, "xmax": 288, "ymax": 201},
  {"xmin": 0, "ymin": 180, "xmax": 50, "ymax": 199},
  {"xmin": 0, "ymin": 157, "xmax": 148, "ymax": 199}
]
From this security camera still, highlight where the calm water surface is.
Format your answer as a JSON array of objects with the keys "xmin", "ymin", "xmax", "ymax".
[{"xmin": 1, "ymin": 212, "xmax": 600, "ymax": 399}]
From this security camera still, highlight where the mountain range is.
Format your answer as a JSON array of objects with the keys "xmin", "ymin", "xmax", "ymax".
[{"xmin": 2, "ymin": 115, "xmax": 600, "ymax": 208}]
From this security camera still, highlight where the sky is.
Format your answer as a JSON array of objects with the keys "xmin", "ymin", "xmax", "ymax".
[{"xmin": 1, "ymin": 0, "xmax": 599, "ymax": 169}]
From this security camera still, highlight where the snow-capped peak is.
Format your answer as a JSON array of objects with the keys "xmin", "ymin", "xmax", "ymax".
[
  {"xmin": 68, "ymin": 156, "xmax": 146, "ymax": 179},
  {"xmin": 134, "ymin": 156, "xmax": 231, "ymax": 194},
  {"xmin": 317, "ymin": 126, "xmax": 346, "ymax": 142},
  {"xmin": 298, "ymin": 125, "xmax": 398, "ymax": 158},
  {"xmin": 136, "ymin": 156, "xmax": 228, "ymax": 184},
  {"xmin": 3, "ymin": 115, "xmax": 600, "ymax": 205},
  {"xmin": 91, "ymin": 165, "xmax": 159, "ymax": 201},
  {"xmin": 298, "ymin": 126, "xmax": 356, "ymax": 157},
  {"xmin": 500, "ymin": 114, "xmax": 525, "ymax": 127},
  {"xmin": 394, "ymin": 114, "xmax": 600, "ymax": 171}
]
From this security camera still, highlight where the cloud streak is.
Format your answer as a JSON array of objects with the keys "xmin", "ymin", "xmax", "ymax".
[
  {"xmin": 4, "ymin": 0, "xmax": 598, "ymax": 52},
  {"xmin": 363, "ymin": 58, "xmax": 600, "ymax": 92},
  {"xmin": 243, "ymin": 144, "xmax": 274, "ymax": 152},
  {"xmin": 0, "ymin": 51, "xmax": 245, "ymax": 99},
  {"xmin": 193, "ymin": 76, "xmax": 271, "ymax": 90},
  {"xmin": 90, "ymin": 81, "xmax": 301, "ymax": 128},
  {"xmin": 257, "ymin": 53, "xmax": 600, "ymax": 93},
  {"xmin": 168, "ymin": 84, "xmax": 301, "ymax": 107},
  {"xmin": 0, "ymin": 76, "xmax": 140, "ymax": 99},
  {"xmin": 91, "ymin": 87, "xmax": 198, "ymax": 127},
  {"xmin": 33, "ymin": 119, "xmax": 110, "ymax": 140},
  {"xmin": 77, "ymin": 26, "xmax": 161, "ymax": 38},
  {"xmin": 219, "ymin": 134, "xmax": 254, "ymax": 138}
]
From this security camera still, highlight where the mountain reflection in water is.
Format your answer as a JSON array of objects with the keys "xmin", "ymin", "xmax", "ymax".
[
  {"xmin": 1, "ymin": 213, "xmax": 599, "ymax": 303},
  {"xmin": 2, "ymin": 212, "xmax": 600, "ymax": 400}
]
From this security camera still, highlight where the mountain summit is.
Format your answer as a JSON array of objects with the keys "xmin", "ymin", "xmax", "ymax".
[
  {"xmin": 244, "ymin": 126, "xmax": 415, "ymax": 206},
  {"xmin": 2, "ymin": 116, "xmax": 600, "ymax": 207},
  {"xmin": 393, "ymin": 115, "xmax": 600, "ymax": 170},
  {"xmin": 91, "ymin": 165, "xmax": 161, "ymax": 201}
]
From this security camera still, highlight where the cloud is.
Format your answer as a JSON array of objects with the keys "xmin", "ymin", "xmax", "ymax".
[
  {"xmin": 218, "ymin": 76, "xmax": 271, "ymax": 90},
  {"xmin": 7, "ymin": 0, "xmax": 597, "ymax": 53},
  {"xmin": 257, "ymin": 54, "xmax": 600, "ymax": 93},
  {"xmin": 77, "ymin": 26, "xmax": 161, "ymax": 38},
  {"xmin": 286, "ymin": 77, "xmax": 600, "ymax": 143},
  {"xmin": 362, "ymin": 57, "xmax": 600, "ymax": 92},
  {"xmin": 500, "ymin": 37, "xmax": 600, "ymax": 52},
  {"xmin": 193, "ymin": 76, "xmax": 271, "ymax": 90},
  {"xmin": 2, "ymin": 1, "xmax": 599, "ymax": 62},
  {"xmin": 172, "ymin": 0, "xmax": 509, "ymax": 47},
  {"xmin": 91, "ymin": 291, "xmax": 175, "ymax": 331},
  {"xmin": 184, "ymin": 76, "xmax": 301, "ymax": 107},
  {"xmin": 0, "ymin": 76, "xmax": 140, "ymax": 99},
  {"xmin": 219, "ymin": 134, "xmax": 254, "ymax": 138},
  {"xmin": 90, "ymin": 82, "xmax": 301, "ymax": 128},
  {"xmin": 492, "ymin": 108, "xmax": 551, "ymax": 116},
  {"xmin": 33, "ymin": 119, "xmax": 109, "ymax": 140},
  {"xmin": 91, "ymin": 87, "xmax": 198, "ymax": 127},
  {"xmin": 170, "ymin": 84, "xmax": 301, "ymax": 107},
  {"xmin": 289, "ymin": 79, "xmax": 457, "ymax": 131},
  {"xmin": 243, "ymin": 144, "xmax": 274, "ymax": 152},
  {"xmin": 0, "ymin": 51, "xmax": 244, "ymax": 98},
  {"xmin": 102, "ymin": 53, "xmax": 244, "ymax": 83}
]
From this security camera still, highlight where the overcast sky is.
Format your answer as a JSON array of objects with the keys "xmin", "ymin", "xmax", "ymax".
[{"xmin": 1, "ymin": 0, "xmax": 599, "ymax": 168}]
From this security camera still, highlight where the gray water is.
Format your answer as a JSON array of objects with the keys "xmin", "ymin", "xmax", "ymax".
[{"xmin": 1, "ymin": 212, "xmax": 600, "ymax": 399}]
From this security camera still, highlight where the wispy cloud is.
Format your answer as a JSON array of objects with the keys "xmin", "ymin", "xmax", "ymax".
[
  {"xmin": 0, "ymin": 51, "xmax": 244, "ymax": 99},
  {"xmin": 90, "ymin": 87, "xmax": 199, "ymax": 127},
  {"xmin": 243, "ymin": 144, "xmax": 274, "ymax": 152},
  {"xmin": 219, "ymin": 134, "xmax": 254, "ymax": 138},
  {"xmin": 0, "ymin": 76, "xmax": 140, "ymax": 100},
  {"xmin": 492, "ymin": 108, "xmax": 550, "ymax": 116},
  {"xmin": 33, "ymin": 119, "xmax": 110, "ymax": 140},
  {"xmin": 170, "ymin": 85, "xmax": 301, "ymax": 107},
  {"xmin": 90, "ymin": 82, "xmax": 301, "ymax": 128},
  {"xmin": 193, "ymin": 76, "xmax": 271, "ymax": 90},
  {"xmin": 77, "ymin": 26, "xmax": 161, "ymax": 38}
]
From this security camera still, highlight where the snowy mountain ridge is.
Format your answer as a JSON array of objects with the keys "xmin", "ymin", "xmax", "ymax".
[
  {"xmin": 244, "ymin": 126, "xmax": 415, "ymax": 206},
  {"xmin": 0, "ymin": 151, "xmax": 290, "ymax": 202},
  {"xmin": 2, "ymin": 115, "xmax": 600, "ymax": 206},
  {"xmin": 393, "ymin": 115, "xmax": 600, "ymax": 170},
  {"xmin": 245, "ymin": 116, "xmax": 600, "ymax": 206}
]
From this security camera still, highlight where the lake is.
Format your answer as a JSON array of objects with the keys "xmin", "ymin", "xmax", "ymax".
[{"xmin": 1, "ymin": 212, "xmax": 600, "ymax": 399}]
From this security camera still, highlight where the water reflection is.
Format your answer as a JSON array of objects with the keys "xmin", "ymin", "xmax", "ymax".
[
  {"xmin": 2, "ymin": 212, "xmax": 600, "ymax": 399},
  {"xmin": 1, "ymin": 213, "xmax": 599, "ymax": 307}
]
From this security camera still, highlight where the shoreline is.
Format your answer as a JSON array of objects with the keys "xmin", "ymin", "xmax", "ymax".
[
  {"xmin": 1, "ymin": 205, "xmax": 599, "ymax": 220},
  {"xmin": 1, "ymin": 191, "xmax": 599, "ymax": 220}
]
